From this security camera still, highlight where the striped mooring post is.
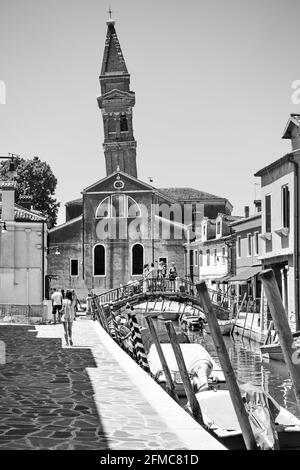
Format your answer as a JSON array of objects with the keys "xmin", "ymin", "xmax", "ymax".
[{"xmin": 128, "ymin": 312, "xmax": 151, "ymax": 373}]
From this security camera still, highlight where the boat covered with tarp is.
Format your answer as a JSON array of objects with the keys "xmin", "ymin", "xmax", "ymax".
[
  {"xmin": 195, "ymin": 382, "xmax": 300, "ymax": 449},
  {"xmin": 147, "ymin": 343, "xmax": 225, "ymax": 395}
]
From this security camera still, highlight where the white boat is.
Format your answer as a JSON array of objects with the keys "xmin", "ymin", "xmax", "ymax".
[
  {"xmin": 260, "ymin": 331, "xmax": 300, "ymax": 362},
  {"xmin": 147, "ymin": 343, "xmax": 225, "ymax": 396},
  {"xmin": 204, "ymin": 320, "xmax": 233, "ymax": 336},
  {"xmin": 179, "ymin": 313, "xmax": 205, "ymax": 330},
  {"xmin": 195, "ymin": 383, "xmax": 300, "ymax": 450}
]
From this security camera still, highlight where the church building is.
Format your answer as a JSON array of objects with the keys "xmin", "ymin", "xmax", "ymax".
[{"xmin": 48, "ymin": 19, "xmax": 233, "ymax": 297}]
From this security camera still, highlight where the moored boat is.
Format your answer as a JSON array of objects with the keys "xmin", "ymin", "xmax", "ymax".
[
  {"xmin": 147, "ymin": 343, "xmax": 225, "ymax": 396},
  {"xmin": 179, "ymin": 312, "xmax": 205, "ymax": 330},
  {"xmin": 204, "ymin": 319, "xmax": 233, "ymax": 336},
  {"xmin": 195, "ymin": 383, "xmax": 300, "ymax": 449},
  {"xmin": 157, "ymin": 311, "xmax": 180, "ymax": 321},
  {"xmin": 260, "ymin": 331, "xmax": 300, "ymax": 362}
]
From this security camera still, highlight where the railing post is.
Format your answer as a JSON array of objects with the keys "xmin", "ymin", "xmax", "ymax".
[
  {"xmin": 259, "ymin": 269, "xmax": 300, "ymax": 408},
  {"xmin": 145, "ymin": 316, "xmax": 179, "ymax": 402},
  {"xmin": 164, "ymin": 320, "xmax": 204, "ymax": 426},
  {"xmin": 196, "ymin": 281, "xmax": 258, "ymax": 450}
]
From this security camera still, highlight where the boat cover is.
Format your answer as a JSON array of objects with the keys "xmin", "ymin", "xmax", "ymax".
[
  {"xmin": 147, "ymin": 343, "xmax": 225, "ymax": 390},
  {"xmin": 240, "ymin": 383, "xmax": 280, "ymax": 449},
  {"xmin": 197, "ymin": 383, "xmax": 300, "ymax": 449}
]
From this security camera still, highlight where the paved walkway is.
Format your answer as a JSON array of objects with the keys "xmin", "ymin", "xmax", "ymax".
[{"xmin": 0, "ymin": 319, "xmax": 225, "ymax": 450}]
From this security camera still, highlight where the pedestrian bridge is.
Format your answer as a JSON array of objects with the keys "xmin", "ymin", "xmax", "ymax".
[{"xmin": 91, "ymin": 277, "xmax": 233, "ymax": 326}]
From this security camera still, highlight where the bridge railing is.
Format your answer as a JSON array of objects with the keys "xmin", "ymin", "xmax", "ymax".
[
  {"xmin": 97, "ymin": 279, "xmax": 144, "ymax": 305},
  {"xmin": 93, "ymin": 275, "xmax": 235, "ymax": 312}
]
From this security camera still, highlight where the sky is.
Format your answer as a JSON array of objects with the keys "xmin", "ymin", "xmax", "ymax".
[{"xmin": 1, "ymin": 0, "xmax": 300, "ymax": 225}]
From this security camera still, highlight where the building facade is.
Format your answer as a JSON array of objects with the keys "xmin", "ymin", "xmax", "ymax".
[
  {"xmin": 0, "ymin": 181, "xmax": 47, "ymax": 306},
  {"xmin": 254, "ymin": 114, "xmax": 300, "ymax": 331},
  {"xmin": 47, "ymin": 20, "xmax": 233, "ymax": 297},
  {"xmin": 186, "ymin": 213, "xmax": 239, "ymax": 291},
  {"xmin": 229, "ymin": 205, "xmax": 262, "ymax": 309}
]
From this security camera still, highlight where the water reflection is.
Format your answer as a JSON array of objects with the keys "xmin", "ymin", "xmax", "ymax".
[{"xmin": 141, "ymin": 316, "xmax": 300, "ymax": 419}]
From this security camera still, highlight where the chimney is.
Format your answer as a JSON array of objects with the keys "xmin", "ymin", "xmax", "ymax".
[
  {"xmin": 1, "ymin": 181, "xmax": 17, "ymax": 221},
  {"xmin": 282, "ymin": 114, "xmax": 300, "ymax": 150},
  {"xmin": 290, "ymin": 118, "xmax": 300, "ymax": 151},
  {"xmin": 244, "ymin": 206, "xmax": 250, "ymax": 218},
  {"xmin": 254, "ymin": 199, "xmax": 261, "ymax": 212},
  {"xmin": 19, "ymin": 195, "xmax": 33, "ymax": 211}
]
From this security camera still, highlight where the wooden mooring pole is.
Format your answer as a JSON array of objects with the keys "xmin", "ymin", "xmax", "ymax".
[
  {"xmin": 231, "ymin": 292, "xmax": 247, "ymax": 336},
  {"xmin": 259, "ymin": 269, "xmax": 300, "ymax": 408},
  {"xmin": 145, "ymin": 316, "xmax": 179, "ymax": 402},
  {"xmin": 164, "ymin": 320, "xmax": 204, "ymax": 426},
  {"xmin": 196, "ymin": 281, "xmax": 258, "ymax": 450}
]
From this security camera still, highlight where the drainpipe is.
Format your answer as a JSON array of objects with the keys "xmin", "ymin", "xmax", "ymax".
[
  {"xmin": 41, "ymin": 221, "xmax": 45, "ymax": 300},
  {"xmin": 288, "ymin": 150, "xmax": 300, "ymax": 330},
  {"xmin": 151, "ymin": 193, "xmax": 155, "ymax": 265}
]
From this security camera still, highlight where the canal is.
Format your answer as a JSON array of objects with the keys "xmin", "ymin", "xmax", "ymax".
[{"xmin": 139, "ymin": 315, "xmax": 300, "ymax": 420}]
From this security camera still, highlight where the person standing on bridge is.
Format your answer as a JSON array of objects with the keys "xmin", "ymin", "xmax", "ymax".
[
  {"xmin": 169, "ymin": 262, "xmax": 177, "ymax": 292},
  {"xmin": 60, "ymin": 290, "xmax": 75, "ymax": 346},
  {"xmin": 142, "ymin": 264, "xmax": 149, "ymax": 293}
]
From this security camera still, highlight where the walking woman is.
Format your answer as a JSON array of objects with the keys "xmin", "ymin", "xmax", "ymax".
[{"xmin": 60, "ymin": 290, "xmax": 75, "ymax": 346}]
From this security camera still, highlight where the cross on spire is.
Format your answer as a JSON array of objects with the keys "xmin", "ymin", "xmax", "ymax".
[{"xmin": 108, "ymin": 6, "xmax": 113, "ymax": 19}]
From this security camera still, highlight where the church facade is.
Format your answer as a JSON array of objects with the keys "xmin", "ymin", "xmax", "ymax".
[{"xmin": 47, "ymin": 19, "xmax": 233, "ymax": 297}]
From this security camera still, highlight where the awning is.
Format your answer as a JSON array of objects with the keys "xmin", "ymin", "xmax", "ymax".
[
  {"xmin": 229, "ymin": 266, "xmax": 261, "ymax": 282},
  {"xmin": 211, "ymin": 275, "xmax": 233, "ymax": 284}
]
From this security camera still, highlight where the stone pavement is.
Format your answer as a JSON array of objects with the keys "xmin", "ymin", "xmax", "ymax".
[{"xmin": 0, "ymin": 319, "xmax": 225, "ymax": 450}]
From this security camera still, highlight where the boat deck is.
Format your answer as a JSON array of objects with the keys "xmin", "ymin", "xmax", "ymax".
[{"xmin": 0, "ymin": 320, "xmax": 225, "ymax": 450}]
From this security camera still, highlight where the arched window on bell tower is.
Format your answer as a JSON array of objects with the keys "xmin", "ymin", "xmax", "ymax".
[
  {"xmin": 108, "ymin": 118, "xmax": 116, "ymax": 137},
  {"xmin": 120, "ymin": 113, "xmax": 128, "ymax": 132}
]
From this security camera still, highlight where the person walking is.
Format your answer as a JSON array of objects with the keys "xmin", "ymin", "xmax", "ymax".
[
  {"xmin": 71, "ymin": 289, "xmax": 80, "ymax": 320},
  {"xmin": 60, "ymin": 290, "xmax": 75, "ymax": 346},
  {"xmin": 51, "ymin": 288, "xmax": 63, "ymax": 324}
]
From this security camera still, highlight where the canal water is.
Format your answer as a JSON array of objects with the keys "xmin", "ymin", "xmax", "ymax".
[{"xmin": 139, "ymin": 315, "xmax": 300, "ymax": 419}]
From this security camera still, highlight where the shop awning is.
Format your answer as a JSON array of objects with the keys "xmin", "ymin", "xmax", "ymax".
[
  {"xmin": 229, "ymin": 265, "xmax": 261, "ymax": 282},
  {"xmin": 211, "ymin": 275, "xmax": 233, "ymax": 284}
]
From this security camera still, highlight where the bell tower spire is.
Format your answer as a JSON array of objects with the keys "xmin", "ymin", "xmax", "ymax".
[{"xmin": 97, "ymin": 18, "xmax": 138, "ymax": 178}]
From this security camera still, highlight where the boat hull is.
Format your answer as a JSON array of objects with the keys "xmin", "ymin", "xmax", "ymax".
[
  {"xmin": 260, "ymin": 344, "xmax": 284, "ymax": 362},
  {"xmin": 215, "ymin": 430, "xmax": 300, "ymax": 450},
  {"xmin": 157, "ymin": 311, "xmax": 179, "ymax": 321},
  {"xmin": 205, "ymin": 320, "xmax": 232, "ymax": 336},
  {"xmin": 196, "ymin": 388, "xmax": 300, "ymax": 450}
]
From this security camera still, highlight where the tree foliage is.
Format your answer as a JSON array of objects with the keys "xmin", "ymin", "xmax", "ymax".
[{"xmin": 0, "ymin": 156, "xmax": 60, "ymax": 227}]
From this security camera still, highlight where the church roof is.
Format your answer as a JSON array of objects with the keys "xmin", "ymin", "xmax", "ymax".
[
  {"xmin": 65, "ymin": 198, "xmax": 82, "ymax": 207},
  {"xmin": 100, "ymin": 22, "xmax": 128, "ymax": 76},
  {"xmin": 158, "ymin": 187, "xmax": 226, "ymax": 202}
]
